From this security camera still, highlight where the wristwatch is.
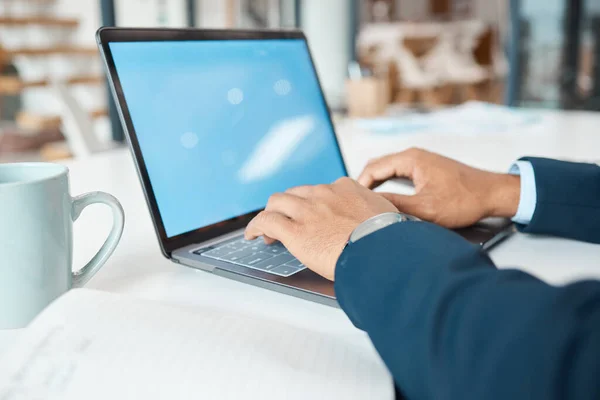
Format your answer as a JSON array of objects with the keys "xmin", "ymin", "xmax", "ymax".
[{"xmin": 348, "ymin": 212, "xmax": 418, "ymax": 244}]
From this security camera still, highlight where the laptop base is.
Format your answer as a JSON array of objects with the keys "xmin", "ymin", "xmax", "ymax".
[{"xmin": 173, "ymin": 219, "xmax": 514, "ymax": 308}]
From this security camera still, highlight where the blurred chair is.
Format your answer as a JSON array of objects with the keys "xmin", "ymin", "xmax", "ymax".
[
  {"xmin": 393, "ymin": 39, "xmax": 443, "ymax": 104},
  {"xmin": 421, "ymin": 22, "xmax": 489, "ymax": 88},
  {"xmin": 356, "ymin": 20, "xmax": 504, "ymax": 108}
]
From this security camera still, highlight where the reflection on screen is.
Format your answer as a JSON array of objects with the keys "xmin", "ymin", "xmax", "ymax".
[{"xmin": 109, "ymin": 39, "xmax": 346, "ymax": 238}]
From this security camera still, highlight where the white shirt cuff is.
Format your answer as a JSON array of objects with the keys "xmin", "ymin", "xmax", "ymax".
[{"xmin": 508, "ymin": 161, "xmax": 537, "ymax": 225}]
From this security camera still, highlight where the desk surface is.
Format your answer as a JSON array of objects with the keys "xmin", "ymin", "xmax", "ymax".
[{"xmin": 2, "ymin": 110, "xmax": 600, "ymax": 360}]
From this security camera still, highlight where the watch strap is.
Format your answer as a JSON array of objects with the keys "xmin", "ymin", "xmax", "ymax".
[{"xmin": 349, "ymin": 212, "xmax": 415, "ymax": 244}]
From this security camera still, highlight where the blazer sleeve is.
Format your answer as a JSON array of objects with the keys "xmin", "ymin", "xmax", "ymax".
[
  {"xmin": 517, "ymin": 157, "xmax": 600, "ymax": 244},
  {"xmin": 335, "ymin": 221, "xmax": 600, "ymax": 400}
]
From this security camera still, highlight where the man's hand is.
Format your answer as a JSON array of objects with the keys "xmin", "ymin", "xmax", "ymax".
[
  {"xmin": 358, "ymin": 148, "xmax": 521, "ymax": 228},
  {"xmin": 245, "ymin": 177, "xmax": 398, "ymax": 281}
]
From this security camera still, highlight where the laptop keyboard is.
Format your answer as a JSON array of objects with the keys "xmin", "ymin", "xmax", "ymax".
[{"xmin": 194, "ymin": 236, "xmax": 306, "ymax": 277}]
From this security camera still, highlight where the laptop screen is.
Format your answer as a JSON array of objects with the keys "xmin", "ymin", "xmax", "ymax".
[{"xmin": 109, "ymin": 39, "xmax": 346, "ymax": 238}]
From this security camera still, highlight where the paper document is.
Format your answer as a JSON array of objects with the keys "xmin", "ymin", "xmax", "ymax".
[
  {"xmin": 355, "ymin": 101, "xmax": 545, "ymax": 135},
  {"xmin": 0, "ymin": 290, "xmax": 393, "ymax": 400}
]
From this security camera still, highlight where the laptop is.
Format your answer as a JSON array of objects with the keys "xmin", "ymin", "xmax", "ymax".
[{"xmin": 97, "ymin": 28, "xmax": 513, "ymax": 307}]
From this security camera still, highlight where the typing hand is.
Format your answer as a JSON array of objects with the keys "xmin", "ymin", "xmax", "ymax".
[
  {"xmin": 244, "ymin": 178, "xmax": 398, "ymax": 281},
  {"xmin": 358, "ymin": 148, "xmax": 521, "ymax": 228}
]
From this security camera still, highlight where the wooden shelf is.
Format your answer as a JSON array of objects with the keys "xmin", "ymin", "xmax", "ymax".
[
  {"xmin": 4, "ymin": 46, "xmax": 98, "ymax": 58},
  {"xmin": 0, "ymin": 76, "xmax": 22, "ymax": 94},
  {"xmin": 60, "ymin": 75, "xmax": 104, "ymax": 86},
  {"xmin": 16, "ymin": 109, "xmax": 108, "ymax": 130},
  {"xmin": 16, "ymin": 112, "xmax": 61, "ymax": 130},
  {"xmin": 0, "ymin": 16, "xmax": 78, "ymax": 28},
  {"xmin": 90, "ymin": 109, "xmax": 108, "ymax": 119},
  {"xmin": 0, "ymin": 75, "xmax": 104, "ymax": 94},
  {"xmin": 40, "ymin": 142, "xmax": 72, "ymax": 161}
]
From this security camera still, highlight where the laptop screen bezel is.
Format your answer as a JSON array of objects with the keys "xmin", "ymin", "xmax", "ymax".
[{"xmin": 96, "ymin": 27, "xmax": 349, "ymax": 257}]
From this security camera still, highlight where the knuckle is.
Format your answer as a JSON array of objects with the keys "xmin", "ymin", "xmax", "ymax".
[
  {"xmin": 255, "ymin": 211, "xmax": 269, "ymax": 224},
  {"xmin": 365, "ymin": 158, "xmax": 378, "ymax": 167},
  {"xmin": 265, "ymin": 193, "xmax": 281, "ymax": 209},
  {"xmin": 406, "ymin": 147, "xmax": 421, "ymax": 157},
  {"xmin": 314, "ymin": 184, "xmax": 331, "ymax": 194},
  {"xmin": 412, "ymin": 146, "xmax": 427, "ymax": 154},
  {"xmin": 405, "ymin": 147, "xmax": 427, "ymax": 163},
  {"xmin": 261, "ymin": 211, "xmax": 279, "ymax": 226},
  {"xmin": 288, "ymin": 201, "xmax": 304, "ymax": 218},
  {"xmin": 335, "ymin": 176, "xmax": 353, "ymax": 185},
  {"xmin": 248, "ymin": 215, "xmax": 263, "ymax": 231},
  {"xmin": 288, "ymin": 185, "xmax": 312, "ymax": 196}
]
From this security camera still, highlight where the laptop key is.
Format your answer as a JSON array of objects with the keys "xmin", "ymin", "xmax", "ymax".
[
  {"xmin": 285, "ymin": 258, "xmax": 303, "ymax": 268},
  {"xmin": 220, "ymin": 247, "xmax": 257, "ymax": 262},
  {"xmin": 239, "ymin": 238, "xmax": 262, "ymax": 246},
  {"xmin": 238, "ymin": 252, "xmax": 275, "ymax": 267},
  {"xmin": 200, "ymin": 246, "xmax": 234, "ymax": 258},
  {"xmin": 264, "ymin": 243, "xmax": 286, "ymax": 254},
  {"xmin": 247, "ymin": 242, "xmax": 268, "ymax": 253},
  {"xmin": 248, "ymin": 252, "xmax": 295, "ymax": 271},
  {"xmin": 225, "ymin": 240, "xmax": 247, "ymax": 250},
  {"xmin": 271, "ymin": 264, "xmax": 302, "ymax": 277},
  {"xmin": 268, "ymin": 252, "xmax": 295, "ymax": 265}
]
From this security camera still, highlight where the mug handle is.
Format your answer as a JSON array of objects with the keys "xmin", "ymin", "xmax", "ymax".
[{"xmin": 70, "ymin": 192, "xmax": 125, "ymax": 288}]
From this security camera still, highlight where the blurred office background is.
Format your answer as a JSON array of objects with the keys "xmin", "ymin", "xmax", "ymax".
[{"xmin": 0, "ymin": 0, "xmax": 598, "ymax": 162}]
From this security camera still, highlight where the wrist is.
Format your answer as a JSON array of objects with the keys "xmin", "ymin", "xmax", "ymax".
[{"xmin": 484, "ymin": 173, "xmax": 521, "ymax": 218}]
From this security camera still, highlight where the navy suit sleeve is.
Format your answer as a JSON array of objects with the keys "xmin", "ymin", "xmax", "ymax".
[
  {"xmin": 335, "ymin": 222, "xmax": 600, "ymax": 400},
  {"xmin": 518, "ymin": 157, "xmax": 600, "ymax": 243}
]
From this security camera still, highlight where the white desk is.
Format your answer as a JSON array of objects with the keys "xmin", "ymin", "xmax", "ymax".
[{"xmin": 2, "ymin": 110, "xmax": 600, "ymax": 359}]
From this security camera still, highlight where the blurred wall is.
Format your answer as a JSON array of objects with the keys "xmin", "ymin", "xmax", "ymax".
[
  {"xmin": 394, "ymin": 0, "xmax": 505, "ymax": 22},
  {"xmin": 301, "ymin": 0, "xmax": 351, "ymax": 109},
  {"xmin": 116, "ymin": 0, "xmax": 188, "ymax": 27},
  {"xmin": 472, "ymin": 0, "xmax": 504, "ymax": 23},
  {"xmin": 397, "ymin": 1, "xmax": 428, "ymax": 20}
]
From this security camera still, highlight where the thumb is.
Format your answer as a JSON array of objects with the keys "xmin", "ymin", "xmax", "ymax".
[{"xmin": 379, "ymin": 192, "xmax": 422, "ymax": 216}]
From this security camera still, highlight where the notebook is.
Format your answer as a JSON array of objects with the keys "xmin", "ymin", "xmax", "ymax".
[{"xmin": 0, "ymin": 289, "xmax": 393, "ymax": 399}]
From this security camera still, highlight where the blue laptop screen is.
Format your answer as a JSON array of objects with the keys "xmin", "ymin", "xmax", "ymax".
[{"xmin": 109, "ymin": 39, "xmax": 346, "ymax": 238}]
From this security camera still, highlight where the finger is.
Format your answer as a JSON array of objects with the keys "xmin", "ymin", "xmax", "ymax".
[
  {"xmin": 379, "ymin": 192, "xmax": 423, "ymax": 216},
  {"xmin": 265, "ymin": 192, "xmax": 308, "ymax": 220},
  {"xmin": 245, "ymin": 211, "xmax": 295, "ymax": 243},
  {"xmin": 358, "ymin": 151, "xmax": 417, "ymax": 189},
  {"xmin": 285, "ymin": 185, "xmax": 313, "ymax": 198},
  {"xmin": 262, "ymin": 235, "xmax": 277, "ymax": 245}
]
